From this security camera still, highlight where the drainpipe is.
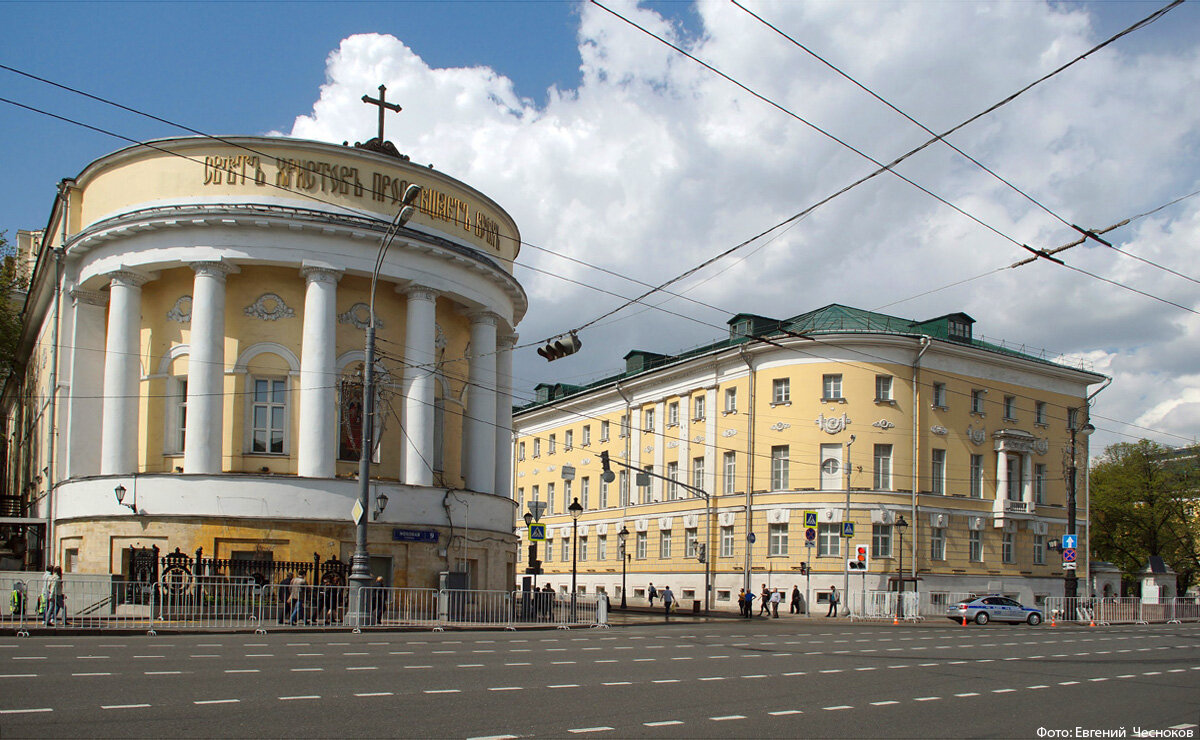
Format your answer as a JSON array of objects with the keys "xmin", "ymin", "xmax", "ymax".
[
  {"xmin": 44, "ymin": 183, "xmax": 69, "ymax": 569},
  {"xmin": 1083, "ymin": 376, "xmax": 1111, "ymax": 596},
  {"xmin": 910, "ymin": 336, "xmax": 931, "ymax": 589},
  {"xmin": 614, "ymin": 379, "xmax": 632, "ymax": 518},
  {"xmin": 738, "ymin": 346, "xmax": 756, "ymax": 596}
]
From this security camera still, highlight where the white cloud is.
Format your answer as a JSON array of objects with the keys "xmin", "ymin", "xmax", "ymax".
[{"xmin": 286, "ymin": 0, "xmax": 1200, "ymax": 452}]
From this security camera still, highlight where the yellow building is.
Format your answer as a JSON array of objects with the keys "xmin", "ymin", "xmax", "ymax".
[
  {"xmin": 513, "ymin": 306, "xmax": 1106, "ymax": 610},
  {"xmin": 2, "ymin": 132, "xmax": 526, "ymax": 590}
]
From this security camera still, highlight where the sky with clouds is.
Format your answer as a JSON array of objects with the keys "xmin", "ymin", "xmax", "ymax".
[{"xmin": 2, "ymin": 0, "xmax": 1197, "ymax": 455}]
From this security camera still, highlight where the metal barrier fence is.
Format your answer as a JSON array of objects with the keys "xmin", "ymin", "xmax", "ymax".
[
  {"xmin": 918, "ymin": 592, "xmax": 977, "ymax": 618},
  {"xmin": 2, "ymin": 578, "xmax": 607, "ymax": 633},
  {"xmin": 1045, "ymin": 596, "xmax": 1200, "ymax": 625},
  {"xmin": 847, "ymin": 591, "xmax": 922, "ymax": 621}
]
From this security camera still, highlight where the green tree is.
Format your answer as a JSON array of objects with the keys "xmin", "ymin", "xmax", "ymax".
[
  {"xmin": 0, "ymin": 230, "xmax": 26, "ymax": 383},
  {"xmin": 1090, "ymin": 439, "xmax": 1200, "ymax": 594}
]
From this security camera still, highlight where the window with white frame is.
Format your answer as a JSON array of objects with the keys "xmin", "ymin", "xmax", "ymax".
[
  {"xmin": 582, "ymin": 424, "xmax": 591, "ymax": 446},
  {"xmin": 818, "ymin": 523, "xmax": 841, "ymax": 557},
  {"xmin": 720, "ymin": 525, "xmax": 734, "ymax": 557},
  {"xmin": 636, "ymin": 531, "xmax": 647, "ymax": 559},
  {"xmin": 643, "ymin": 408, "xmax": 655, "ymax": 432},
  {"xmin": 600, "ymin": 478, "xmax": 609, "ymax": 509},
  {"xmin": 250, "ymin": 377, "xmax": 288, "ymax": 454},
  {"xmin": 1067, "ymin": 407, "xmax": 1080, "ymax": 430},
  {"xmin": 563, "ymin": 480, "xmax": 572, "ymax": 512},
  {"xmin": 872, "ymin": 524, "xmax": 892, "ymax": 558},
  {"xmin": 518, "ymin": 441, "xmax": 525, "ymax": 461},
  {"xmin": 619, "ymin": 470, "xmax": 630, "ymax": 506},
  {"xmin": 969, "ymin": 530, "xmax": 983, "ymax": 562},
  {"xmin": 564, "ymin": 429, "xmax": 573, "ymax": 450},
  {"xmin": 1035, "ymin": 401, "xmax": 1047, "ymax": 425},
  {"xmin": 1003, "ymin": 395, "xmax": 1017, "ymax": 420},
  {"xmin": 517, "ymin": 487, "xmax": 524, "ymax": 507},
  {"xmin": 619, "ymin": 414, "xmax": 630, "ymax": 438},
  {"xmin": 579, "ymin": 536, "xmax": 588, "ymax": 561},
  {"xmin": 544, "ymin": 539, "xmax": 553, "ymax": 562},
  {"xmin": 930, "ymin": 527, "xmax": 946, "ymax": 560},
  {"xmin": 640, "ymin": 465, "xmax": 653, "ymax": 504},
  {"xmin": 771, "ymin": 445, "xmax": 790, "ymax": 490},
  {"xmin": 667, "ymin": 401, "xmax": 679, "ymax": 426},
  {"xmin": 666, "ymin": 462, "xmax": 679, "ymax": 500},
  {"xmin": 931, "ymin": 449, "xmax": 946, "ymax": 495},
  {"xmin": 932, "ymin": 382, "xmax": 947, "ymax": 408},
  {"xmin": 600, "ymin": 421, "xmax": 610, "ymax": 441},
  {"xmin": 548, "ymin": 433, "xmax": 556, "ymax": 454},
  {"xmin": 768, "ymin": 523, "xmax": 788, "ymax": 556},
  {"xmin": 692, "ymin": 456, "xmax": 705, "ymax": 490},
  {"xmin": 693, "ymin": 395, "xmax": 705, "ymax": 420},
  {"xmin": 1002, "ymin": 531, "xmax": 1014, "ymax": 563},
  {"xmin": 561, "ymin": 538, "xmax": 569, "ymax": 561},
  {"xmin": 597, "ymin": 534, "xmax": 607, "ymax": 561},
  {"xmin": 168, "ymin": 376, "xmax": 187, "ymax": 454},
  {"xmin": 873, "ymin": 444, "xmax": 892, "ymax": 490},
  {"xmin": 1033, "ymin": 534, "xmax": 1045, "ymax": 565},
  {"xmin": 659, "ymin": 530, "xmax": 672, "ymax": 559},
  {"xmin": 724, "ymin": 387, "xmax": 737, "ymax": 413},
  {"xmin": 546, "ymin": 483, "xmax": 555, "ymax": 515},
  {"xmin": 970, "ymin": 454, "xmax": 984, "ymax": 498},
  {"xmin": 772, "ymin": 378, "xmax": 790, "ymax": 404},
  {"xmin": 533, "ymin": 438, "xmax": 541, "ymax": 458},
  {"xmin": 580, "ymin": 477, "xmax": 590, "ymax": 510},
  {"xmin": 531, "ymin": 484, "xmax": 539, "ymax": 504},
  {"xmin": 1034, "ymin": 464, "xmax": 1047, "ymax": 504},
  {"xmin": 875, "ymin": 374, "xmax": 893, "ymax": 402},
  {"xmin": 971, "ymin": 389, "xmax": 985, "ymax": 414},
  {"xmin": 822, "ymin": 373, "xmax": 843, "ymax": 400},
  {"xmin": 685, "ymin": 527, "xmax": 698, "ymax": 558},
  {"xmin": 723, "ymin": 451, "xmax": 736, "ymax": 495}
]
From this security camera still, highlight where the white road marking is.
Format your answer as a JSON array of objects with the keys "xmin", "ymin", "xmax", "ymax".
[
  {"xmin": 871, "ymin": 701, "xmax": 900, "ymax": 706},
  {"xmin": 644, "ymin": 720, "xmax": 683, "ymax": 726},
  {"xmin": 459, "ymin": 664, "xmax": 485, "ymax": 668},
  {"xmin": 145, "ymin": 671, "xmax": 181, "ymax": 675},
  {"xmin": 915, "ymin": 697, "xmax": 941, "ymax": 701},
  {"xmin": 505, "ymin": 662, "xmax": 531, "ymax": 666},
  {"xmin": 290, "ymin": 668, "xmax": 323, "ymax": 672},
  {"xmin": 346, "ymin": 667, "xmax": 377, "ymax": 671},
  {"xmin": 279, "ymin": 696, "xmax": 321, "ymax": 701},
  {"xmin": 823, "ymin": 706, "xmax": 853, "ymax": 711},
  {"xmin": 133, "ymin": 655, "xmax": 165, "ymax": 659},
  {"xmin": 194, "ymin": 699, "xmax": 239, "ymax": 705},
  {"xmin": 0, "ymin": 673, "xmax": 37, "ymax": 678},
  {"xmin": 856, "ymin": 667, "xmax": 878, "ymax": 671},
  {"xmin": 769, "ymin": 710, "xmax": 804, "ymax": 715},
  {"xmin": 568, "ymin": 728, "xmax": 613, "ymax": 734},
  {"xmin": 699, "ymin": 677, "xmax": 725, "ymax": 681},
  {"xmin": 355, "ymin": 692, "xmax": 393, "ymax": 697},
  {"xmin": 102, "ymin": 704, "xmax": 150, "ymax": 710},
  {"xmin": 245, "ymin": 654, "xmax": 273, "ymax": 657},
  {"xmin": 1028, "ymin": 685, "xmax": 1049, "ymax": 689},
  {"xmin": 424, "ymin": 689, "xmax": 461, "ymax": 694},
  {"xmin": 488, "ymin": 686, "xmax": 523, "ymax": 691},
  {"xmin": 652, "ymin": 679, "xmax": 680, "ymax": 684},
  {"xmin": 1059, "ymin": 681, "xmax": 1080, "ymax": 686},
  {"xmin": 0, "ymin": 708, "xmax": 52, "ymax": 714},
  {"xmin": 13, "ymin": 656, "xmax": 46, "ymax": 660},
  {"xmin": 553, "ymin": 661, "xmax": 578, "ymax": 665},
  {"xmin": 225, "ymin": 669, "xmax": 259, "ymax": 674},
  {"xmin": 710, "ymin": 715, "xmax": 746, "ymax": 721},
  {"xmin": 405, "ymin": 665, "xmax": 432, "ymax": 669},
  {"xmin": 72, "ymin": 672, "xmax": 110, "ymax": 677},
  {"xmin": 783, "ymin": 671, "xmax": 806, "ymax": 676},
  {"xmin": 602, "ymin": 681, "xmax": 632, "ymax": 686},
  {"xmin": 548, "ymin": 684, "xmax": 579, "ymax": 689},
  {"xmin": 993, "ymin": 689, "xmax": 1017, "ymax": 693}
]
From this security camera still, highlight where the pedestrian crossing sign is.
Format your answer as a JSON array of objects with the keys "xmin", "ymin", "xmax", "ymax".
[
  {"xmin": 804, "ymin": 510, "xmax": 818, "ymax": 528},
  {"xmin": 529, "ymin": 523, "xmax": 546, "ymax": 541},
  {"xmin": 841, "ymin": 522, "xmax": 855, "ymax": 538}
]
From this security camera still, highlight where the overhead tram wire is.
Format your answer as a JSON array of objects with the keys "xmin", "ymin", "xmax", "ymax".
[{"xmin": 578, "ymin": 0, "xmax": 1188, "ymax": 333}]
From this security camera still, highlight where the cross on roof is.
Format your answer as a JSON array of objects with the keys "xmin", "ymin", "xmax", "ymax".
[{"xmin": 362, "ymin": 84, "xmax": 402, "ymax": 143}]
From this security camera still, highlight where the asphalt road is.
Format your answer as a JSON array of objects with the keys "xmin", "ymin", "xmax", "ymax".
[{"xmin": 1, "ymin": 620, "xmax": 1197, "ymax": 738}]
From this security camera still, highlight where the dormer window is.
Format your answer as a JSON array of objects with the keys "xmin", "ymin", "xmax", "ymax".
[{"xmin": 948, "ymin": 317, "xmax": 972, "ymax": 342}]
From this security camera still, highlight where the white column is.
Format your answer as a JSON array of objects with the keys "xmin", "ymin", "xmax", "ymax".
[
  {"xmin": 463, "ymin": 311, "xmax": 498, "ymax": 494},
  {"xmin": 704, "ymin": 387, "xmax": 718, "ymax": 494},
  {"xmin": 298, "ymin": 266, "xmax": 341, "ymax": 478},
  {"xmin": 100, "ymin": 271, "xmax": 150, "ymax": 475},
  {"xmin": 402, "ymin": 287, "xmax": 439, "ymax": 486},
  {"xmin": 493, "ymin": 333, "xmax": 516, "ymax": 498},
  {"xmin": 65, "ymin": 289, "xmax": 107, "ymax": 478},
  {"xmin": 183, "ymin": 261, "xmax": 234, "ymax": 474},
  {"xmin": 996, "ymin": 448, "xmax": 1009, "ymax": 499},
  {"xmin": 1021, "ymin": 453, "xmax": 1033, "ymax": 503}
]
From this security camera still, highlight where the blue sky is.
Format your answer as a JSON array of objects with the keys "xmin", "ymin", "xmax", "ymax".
[{"xmin": 2, "ymin": 0, "xmax": 1199, "ymax": 451}]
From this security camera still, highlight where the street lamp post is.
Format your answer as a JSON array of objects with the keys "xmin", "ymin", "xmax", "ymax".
[
  {"xmin": 1065, "ymin": 420, "xmax": 1094, "ymax": 600},
  {"xmin": 568, "ymin": 497, "xmax": 583, "ymax": 619},
  {"xmin": 895, "ymin": 515, "xmax": 908, "ymax": 620},
  {"xmin": 618, "ymin": 525, "xmax": 629, "ymax": 609},
  {"xmin": 349, "ymin": 184, "xmax": 422, "ymax": 625}
]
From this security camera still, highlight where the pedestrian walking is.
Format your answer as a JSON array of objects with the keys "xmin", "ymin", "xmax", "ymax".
[
  {"xmin": 289, "ymin": 572, "xmax": 307, "ymax": 625},
  {"xmin": 770, "ymin": 588, "xmax": 781, "ymax": 618},
  {"xmin": 647, "ymin": 583, "xmax": 657, "ymax": 607},
  {"xmin": 661, "ymin": 585, "xmax": 674, "ymax": 621},
  {"xmin": 43, "ymin": 566, "xmax": 63, "ymax": 626},
  {"xmin": 40, "ymin": 566, "xmax": 54, "ymax": 626},
  {"xmin": 826, "ymin": 585, "xmax": 839, "ymax": 617},
  {"xmin": 278, "ymin": 573, "xmax": 293, "ymax": 624},
  {"xmin": 790, "ymin": 585, "xmax": 802, "ymax": 614},
  {"xmin": 759, "ymin": 584, "xmax": 771, "ymax": 616}
]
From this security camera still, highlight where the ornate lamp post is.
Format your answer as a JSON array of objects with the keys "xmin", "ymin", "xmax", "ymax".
[
  {"xmin": 569, "ymin": 497, "xmax": 583, "ymax": 619},
  {"xmin": 618, "ymin": 525, "xmax": 630, "ymax": 609},
  {"xmin": 895, "ymin": 515, "xmax": 909, "ymax": 619}
]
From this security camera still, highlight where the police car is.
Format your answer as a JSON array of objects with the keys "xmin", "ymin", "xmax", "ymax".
[{"xmin": 946, "ymin": 595, "xmax": 1043, "ymax": 625}]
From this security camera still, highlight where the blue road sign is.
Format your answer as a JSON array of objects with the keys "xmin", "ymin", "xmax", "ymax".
[
  {"xmin": 529, "ymin": 523, "xmax": 547, "ymax": 541},
  {"xmin": 841, "ymin": 522, "xmax": 855, "ymax": 538},
  {"xmin": 1062, "ymin": 534, "xmax": 1078, "ymax": 550},
  {"xmin": 804, "ymin": 510, "xmax": 818, "ymax": 528},
  {"xmin": 805, "ymin": 527, "xmax": 817, "ymax": 542},
  {"xmin": 748, "ymin": 532, "xmax": 757, "ymax": 544},
  {"xmin": 1063, "ymin": 547, "xmax": 1077, "ymax": 563}
]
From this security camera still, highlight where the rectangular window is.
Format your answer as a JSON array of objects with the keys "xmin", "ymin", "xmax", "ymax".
[
  {"xmin": 768, "ymin": 523, "xmax": 788, "ymax": 556},
  {"xmin": 875, "ymin": 374, "xmax": 893, "ymax": 402},
  {"xmin": 720, "ymin": 525, "xmax": 734, "ymax": 557},
  {"xmin": 640, "ymin": 465, "xmax": 653, "ymax": 504},
  {"xmin": 598, "ymin": 535, "xmax": 607, "ymax": 561},
  {"xmin": 771, "ymin": 445, "xmax": 789, "ymax": 490},
  {"xmin": 724, "ymin": 387, "xmax": 737, "ymax": 413},
  {"xmin": 561, "ymin": 538, "xmax": 569, "ymax": 562},
  {"xmin": 667, "ymin": 401, "xmax": 679, "ymax": 426},
  {"xmin": 969, "ymin": 530, "xmax": 983, "ymax": 562},
  {"xmin": 531, "ymin": 484, "xmax": 539, "ymax": 504},
  {"xmin": 1035, "ymin": 401, "xmax": 1047, "ymax": 425},
  {"xmin": 693, "ymin": 395, "xmax": 705, "ymax": 420},
  {"xmin": 1033, "ymin": 535, "xmax": 1045, "ymax": 565},
  {"xmin": 1003, "ymin": 395, "xmax": 1017, "ymax": 420},
  {"xmin": 692, "ymin": 456, "xmax": 705, "ymax": 490},
  {"xmin": 822, "ymin": 373, "xmax": 843, "ymax": 400},
  {"xmin": 971, "ymin": 389, "xmax": 985, "ymax": 414},
  {"xmin": 723, "ymin": 451, "xmax": 737, "ymax": 495},
  {"xmin": 970, "ymin": 454, "xmax": 984, "ymax": 498},
  {"xmin": 563, "ymin": 480, "xmax": 572, "ymax": 513},
  {"xmin": 580, "ymin": 477, "xmax": 590, "ymax": 510},
  {"xmin": 518, "ymin": 441, "xmax": 525, "ymax": 461},
  {"xmin": 1007, "ymin": 457, "xmax": 1020, "ymax": 499},
  {"xmin": 517, "ymin": 487, "xmax": 524, "ymax": 508},
  {"xmin": 548, "ymin": 433, "xmax": 556, "ymax": 454},
  {"xmin": 818, "ymin": 523, "xmax": 841, "ymax": 557},
  {"xmin": 171, "ymin": 377, "xmax": 187, "ymax": 453},
  {"xmin": 931, "ymin": 449, "xmax": 946, "ymax": 495},
  {"xmin": 872, "ymin": 524, "xmax": 892, "ymax": 558},
  {"xmin": 1002, "ymin": 532, "xmax": 1014, "ymax": 563},
  {"xmin": 619, "ymin": 414, "xmax": 630, "ymax": 438},
  {"xmin": 930, "ymin": 527, "xmax": 946, "ymax": 560},
  {"xmin": 546, "ymin": 483, "xmax": 555, "ymax": 515},
  {"xmin": 772, "ymin": 378, "xmax": 790, "ymax": 404},
  {"xmin": 251, "ymin": 378, "xmax": 288, "ymax": 454},
  {"xmin": 659, "ymin": 530, "xmax": 672, "ymax": 559},
  {"xmin": 1067, "ymin": 408, "xmax": 1079, "ymax": 430},
  {"xmin": 544, "ymin": 539, "xmax": 553, "ymax": 562},
  {"xmin": 665, "ymin": 462, "xmax": 678, "ymax": 500},
  {"xmin": 1034, "ymin": 464, "xmax": 1047, "ymax": 504},
  {"xmin": 619, "ymin": 470, "xmax": 630, "ymax": 507},
  {"xmin": 564, "ymin": 429, "xmax": 573, "ymax": 450},
  {"xmin": 644, "ymin": 408, "xmax": 655, "ymax": 432},
  {"xmin": 579, "ymin": 536, "xmax": 588, "ymax": 561},
  {"xmin": 636, "ymin": 531, "xmax": 647, "ymax": 559},
  {"xmin": 873, "ymin": 444, "xmax": 892, "ymax": 490},
  {"xmin": 600, "ymin": 421, "xmax": 610, "ymax": 441},
  {"xmin": 582, "ymin": 424, "xmax": 591, "ymax": 446},
  {"xmin": 685, "ymin": 527, "xmax": 699, "ymax": 558},
  {"xmin": 600, "ymin": 478, "xmax": 609, "ymax": 509},
  {"xmin": 533, "ymin": 438, "xmax": 541, "ymax": 458},
  {"xmin": 932, "ymin": 382, "xmax": 947, "ymax": 408}
]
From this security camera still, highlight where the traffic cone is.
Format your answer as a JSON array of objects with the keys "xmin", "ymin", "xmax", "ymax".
[
  {"xmin": 1089, "ymin": 617, "xmax": 1096, "ymax": 627},
  {"xmin": 893, "ymin": 615, "xmax": 899, "ymax": 625},
  {"xmin": 1050, "ymin": 615, "xmax": 1056, "ymax": 627},
  {"xmin": 961, "ymin": 616, "xmax": 967, "ymax": 627}
]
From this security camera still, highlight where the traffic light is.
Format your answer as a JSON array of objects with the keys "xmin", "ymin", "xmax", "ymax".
[
  {"xmin": 537, "ymin": 331, "xmax": 583, "ymax": 361},
  {"xmin": 799, "ymin": 562, "xmax": 808, "ymax": 576},
  {"xmin": 849, "ymin": 544, "xmax": 869, "ymax": 571},
  {"xmin": 599, "ymin": 450, "xmax": 615, "ymax": 483}
]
